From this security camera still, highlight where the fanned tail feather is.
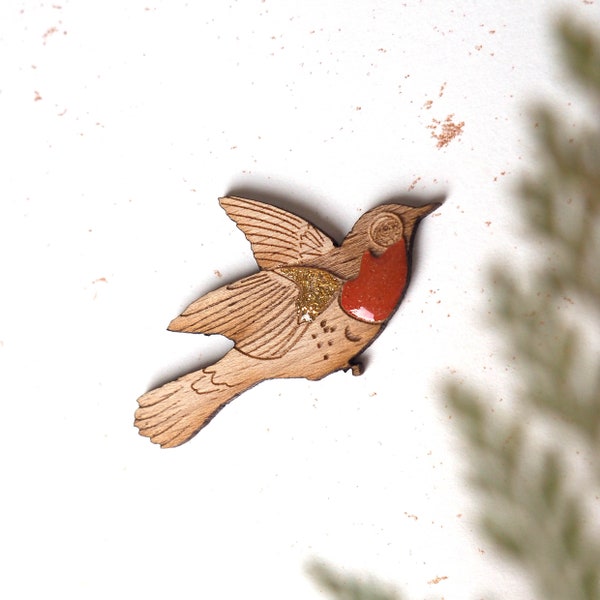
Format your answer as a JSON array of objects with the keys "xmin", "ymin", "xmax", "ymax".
[{"xmin": 134, "ymin": 366, "xmax": 251, "ymax": 448}]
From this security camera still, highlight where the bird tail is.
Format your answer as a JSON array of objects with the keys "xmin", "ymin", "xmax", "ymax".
[{"xmin": 134, "ymin": 352, "xmax": 258, "ymax": 448}]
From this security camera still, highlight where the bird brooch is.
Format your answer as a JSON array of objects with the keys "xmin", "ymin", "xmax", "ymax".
[{"xmin": 135, "ymin": 196, "xmax": 440, "ymax": 447}]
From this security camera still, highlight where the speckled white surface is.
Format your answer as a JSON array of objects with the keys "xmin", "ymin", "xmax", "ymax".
[{"xmin": 1, "ymin": 1, "xmax": 598, "ymax": 598}]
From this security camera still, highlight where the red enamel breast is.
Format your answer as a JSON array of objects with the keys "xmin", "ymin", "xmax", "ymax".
[{"xmin": 340, "ymin": 239, "xmax": 408, "ymax": 323}]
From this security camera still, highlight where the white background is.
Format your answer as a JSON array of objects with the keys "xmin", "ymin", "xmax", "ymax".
[{"xmin": 1, "ymin": 1, "xmax": 598, "ymax": 598}]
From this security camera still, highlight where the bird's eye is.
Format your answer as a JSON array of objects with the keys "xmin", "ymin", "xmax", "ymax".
[{"xmin": 369, "ymin": 214, "xmax": 404, "ymax": 247}]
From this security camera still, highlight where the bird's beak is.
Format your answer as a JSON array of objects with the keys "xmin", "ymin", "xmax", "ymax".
[
  {"xmin": 416, "ymin": 202, "xmax": 442, "ymax": 218},
  {"xmin": 410, "ymin": 202, "xmax": 441, "ymax": 220}
]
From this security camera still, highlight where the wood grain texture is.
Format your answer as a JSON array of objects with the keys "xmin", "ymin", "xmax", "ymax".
[
  {"xmin": 218, "ymin": 196, "xmax": 335, "ymax": 268},
  {"xmin": 135, "ymin": 196, "xmax": 440, "ymax": 447}
]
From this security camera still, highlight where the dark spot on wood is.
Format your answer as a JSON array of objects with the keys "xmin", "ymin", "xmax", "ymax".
[
  {"xmin": 327, "ymin": 340, "xmax": 333, "ymax": 346},
  {"xmin": 323, "ymin": 354, "xmax": 329, "ymax": 360},
  {"xmin": 344, "ymin": 325, "xmax": 362, "ymax": 343},
  {"xmin": 320, "ymin": 319, "xmax": 327, "ymax": 327}
]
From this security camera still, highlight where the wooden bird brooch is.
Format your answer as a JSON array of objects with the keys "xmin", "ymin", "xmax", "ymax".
[{"xmin": 135, "ymin": 196, "xmax": 440, "ymax": 447}]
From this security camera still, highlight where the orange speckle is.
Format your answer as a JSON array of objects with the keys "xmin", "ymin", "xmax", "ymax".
[
  {"xmin": 42, "ymin": 26, "xmax": 58, "ymax": 43},
  {"xmin": 408, "ymin": 176, "xmax": 421, "ymax": 191},
  {"xmin": 427, "ymin": 114, "xmax": 465, "ymax": 148},
  {"xmin": 428, "ymin": 576, "xmax": 448, "ymax": 585}
]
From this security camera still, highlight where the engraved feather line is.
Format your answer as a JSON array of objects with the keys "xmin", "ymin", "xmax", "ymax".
[
  {"xmin": 220, "ymin": 198, "xmax": 334, "ymax": 261},
  {"xmin": 178, "ymin": 286, "xmax": 293, "ymax": 336},
  {"xmin": 239, "ymin": 302, "xmax": 299, "ymax": 350},
  {"xmin": 179, "ymin": 275, "xmax": 276, "ymax": 317},
  {"xmin": 221, "ymin": 199, "xmax": 311, "ymax": 233},
  {"xmin": 175, "ymin": 282, "xmax": 282, "ymax": 333}
]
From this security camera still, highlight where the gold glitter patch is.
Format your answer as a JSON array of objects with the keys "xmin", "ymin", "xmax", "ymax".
[{"xmin": 276, "ymin": 267, "xmax": 341, "ymax": 323}]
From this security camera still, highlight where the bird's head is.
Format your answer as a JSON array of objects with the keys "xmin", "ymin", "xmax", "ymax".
[{"xmin": 342, "ymin": 202, "xmax": 440, "ymax": 254}]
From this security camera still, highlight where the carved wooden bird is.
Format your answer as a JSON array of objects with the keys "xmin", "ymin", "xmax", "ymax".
[{"xmin": 135, "ymin": 196, "xmax": 439, "ymax": 447}]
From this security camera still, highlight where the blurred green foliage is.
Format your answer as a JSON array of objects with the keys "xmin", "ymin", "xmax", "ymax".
[
  {"xmin": 446, "ymin": 15, "xmax": 600, "ymax": 600},
  {"xmin": 310, "ymin": 16, "xmax": 600, "ymax": 600},
  {"xmin": 308, "ymin": 562, "xmax": 402, "ymax": 600}
]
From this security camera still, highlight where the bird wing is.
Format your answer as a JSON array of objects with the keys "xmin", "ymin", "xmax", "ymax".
[
  {"xmin": 168, "ymin": 271, "xmax": 310, "ymax": 359},
  {"xmin": 219, "ymin": 196, "xmax": 337, "ymax": 268}
]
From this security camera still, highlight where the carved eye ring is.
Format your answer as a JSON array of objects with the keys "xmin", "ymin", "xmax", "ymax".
[{"xmin": 369, "ymin": 214, "xmax": 404, "ymax": 247}]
